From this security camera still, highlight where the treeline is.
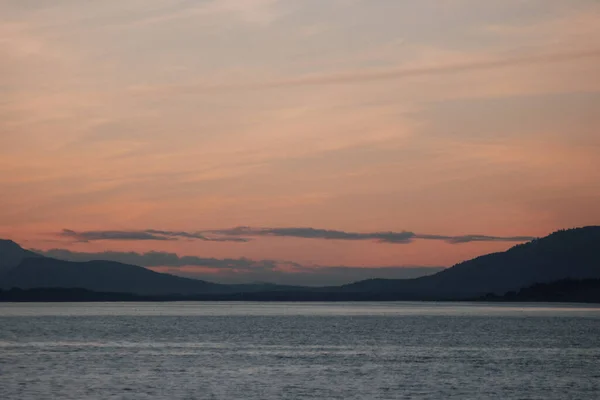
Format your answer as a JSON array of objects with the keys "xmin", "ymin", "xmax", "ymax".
[
  {"xmin": 2, "ymin": 279, "xmax": 600, "ymax": 303},
  {"xmin": 0, "ymin": 287, "xmax": 146, "ymax": 302},
  {"xmin": 480, "ymin": 279, "xmax": 600, "ymax": 303},
  {"xmin": 0, "ymin": 287, "xmax": 439, "ymax": 302}
]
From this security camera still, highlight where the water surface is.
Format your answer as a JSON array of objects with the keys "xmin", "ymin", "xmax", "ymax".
[{"xmin": 1, "ymin": 302, "xmax": 599, "ymax": 399}]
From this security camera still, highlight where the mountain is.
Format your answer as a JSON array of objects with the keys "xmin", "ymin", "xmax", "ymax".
[
  {"xmin": 1, "ymin": 257, "xmax": 230, "ymax": 295},
  {"xmin": 0, "ymin": 241, "xmax": 301, "ymax": 295},
  {"xmin": 0, "ymin": 239, "xmax": 41, "ymax": 275},
  {"xmin": 1, "ymin": 227, "xmax": 599, "ymax": 299},
  {"xmin": 339, "ymin": 227, "xmax": 600, "ymax": 298}
]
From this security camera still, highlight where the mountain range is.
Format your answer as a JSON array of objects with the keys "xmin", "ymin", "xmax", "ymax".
[
  {"xmin": 0, "ymin": 239, "xmax": 301, "ymax": 295},
  {"xmin": 1, "ymin": 226, "xmax": 599, "ymax": 300}
]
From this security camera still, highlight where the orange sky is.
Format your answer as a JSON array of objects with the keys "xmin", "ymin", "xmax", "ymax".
[{"xmin": 1, "ymin": 1, "xmax": 599, "ymax": 284}]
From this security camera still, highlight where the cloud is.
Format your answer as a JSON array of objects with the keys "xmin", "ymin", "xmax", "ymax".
[
  {"xmin": 32, "ymin": 248, "xmax": 444, "ymax": 286},
  {"xmin": 442, "ymin": 235, "xmax": 538, "ymax": 244},
  {"xmin": 37, "ymin": 248, "xmax": 278, "ymax": 270},
  {"xmin": 262, "ymin": 49, "xmax": 600, "ymax": 88},
  {"xmin": 59, "ymin": 229, "xmax": 249, "ymax": 243},
  {"xmin": 60, "ymin": 229, "xmax": 174, "ymax": 242},
  {"xmin": 144, "ymin": 229, "xmax": 249, "ymax": 242},
  {"xmin": 59, "ymin": 227, "xmax": 536, "ymax": 244},
  {"xmin": 210, "ymin": 226, "xmax": 415, "ymax": 242},
  {"xmin": 132, "ymin": 48, "xmax": 600, "ymax": 96},
  {"xmin": 210, "ymin": 227, "xmax": 537, "ymax": 244},
  {"xmin": 115, "ymin": 0, "xmax": 283, "ymax": 29}
]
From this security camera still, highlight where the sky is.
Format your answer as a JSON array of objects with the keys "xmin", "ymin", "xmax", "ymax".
[{"xmin": 1, "ymin": 0, "xmax": 599, "ymax": 285}]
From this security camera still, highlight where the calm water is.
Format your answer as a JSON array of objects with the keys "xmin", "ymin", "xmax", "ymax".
[{"xmin": 1, "ymin": 302, "xmax": 599, "ymax": 400}]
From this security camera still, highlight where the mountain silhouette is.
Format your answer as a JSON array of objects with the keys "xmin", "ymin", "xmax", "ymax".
[
  {"xmin": 0, "ymin": 241, "xmax": 300, "ymax": 295},
  {"xmin": 1, "ymin": 226, "xmax": 599, "ymax": 299},
  {"xmin": 0, "ymin": 239, "xmax": 41, "ymax": 275},
  {"xmin": 340, "ymin": 226, "xmax": 600, "ymax": 297}
]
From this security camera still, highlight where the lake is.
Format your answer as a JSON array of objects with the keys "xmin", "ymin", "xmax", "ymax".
[{"xmin": 1, "ymin": 302, "xmax": 599, "ymax": 399}]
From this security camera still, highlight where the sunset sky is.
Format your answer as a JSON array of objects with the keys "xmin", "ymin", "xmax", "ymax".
[{"xmin": 2, "ymin": 0, "xmax": 599, "ymax": 285}]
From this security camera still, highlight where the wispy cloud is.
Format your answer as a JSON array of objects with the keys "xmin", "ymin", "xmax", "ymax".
[
  {"xmin": 115, "ymin": 0, "xmax": 283, "ymax": 29},
  {"xmin": 144, "ymin": 229, "xmax": 250, "ymax": 242},
  {"xmin": 32, "ymin": 248, "xmax": 445, "ymax": 286},
  {"xmin": 59, "ymin": 229, "xmax": 249, "ymax": 243},
  {"xmin": 260, "ymin": 49, "xmax": 600, "ymax": 88},
  {"xmin": 211, "ymin": 226, "xmax": 414, "ymax": 243},
  {"xmin": 131, "ymin": 48, "xmax": 600, "ymax": 96},
  {"xmin": 59, "ymin": 227, "xmax": 536, "ymax": 244},
  {"xmin": 211, "ymin": 227, "xmax": 537, "ymax": 244}
]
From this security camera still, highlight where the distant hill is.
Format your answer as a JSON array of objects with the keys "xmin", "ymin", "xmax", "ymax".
[
  {"xmin": 1, "ymin": 227, "xmax": 599, "ymax": 299},
  {"xmin": 0, "ymin": 239, "xmax": 41, "ymax": 275},
  {"xmin": 1, "ymin": 257, "xmax": 232, "ymax": 295},
  {"xmin": 0, "ymin": 241, "xmax": 301, "ymax": 295},
  {"xmin": 339, "ymin": 227, "xmax": 600, "ymax": 298}
]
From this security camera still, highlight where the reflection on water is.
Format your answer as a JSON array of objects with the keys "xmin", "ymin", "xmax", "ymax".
[{"xmin": 1, "ymin": 302, "xmax": 599, "ymax": 399}]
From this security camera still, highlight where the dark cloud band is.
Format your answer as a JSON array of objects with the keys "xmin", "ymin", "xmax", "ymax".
[
  {"xmin": 59, "ymin": 227, "xmax": 536, "ymax": 244},
  {"xmin": 209, "ymin": 227, "xmax": 537, "ymax": 244},
  {"xmin": 59, "ymin": 229, "xmax": 249, "ymax": 243},
  {"xmin": 38, "ymin": 248, "xmax": 278, "ymax": 270}
]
